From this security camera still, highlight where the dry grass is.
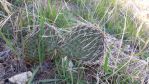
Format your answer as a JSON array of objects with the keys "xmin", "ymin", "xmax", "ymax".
[{"xmin": 0, "ymin": 0, "xmax": 149, "ymax": 83}]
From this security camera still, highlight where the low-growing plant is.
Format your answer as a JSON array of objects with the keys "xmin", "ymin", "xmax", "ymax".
[{"xmin": 0, "ymin": 0, "xmax": 148, "ymax": 83}]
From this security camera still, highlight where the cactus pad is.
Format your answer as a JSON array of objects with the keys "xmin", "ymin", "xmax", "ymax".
[
  {"xmin": 61, "ymin": 24, "xmax": 104, "ymax": 61},
  {"xmin": 24, "ymin": 25, "xmax": 63, "ymax": 62}
]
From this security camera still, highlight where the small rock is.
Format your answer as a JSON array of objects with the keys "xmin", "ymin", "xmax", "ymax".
[
  {"xmin": 8, "ymin": 71, "xmax": 32, "ymax": 84},
  {"xmin": 0, "ymin": 80, "xmax": 4, "ymax": 84}
]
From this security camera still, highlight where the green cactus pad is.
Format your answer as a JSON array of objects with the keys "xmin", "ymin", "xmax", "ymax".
[
  {"xmin": 61, "ymin": 24, "xmax": 104, "ymax": 61},
  {"xmin": 24, "ymin": 25, "xmax": 63, "ymax": 61}
]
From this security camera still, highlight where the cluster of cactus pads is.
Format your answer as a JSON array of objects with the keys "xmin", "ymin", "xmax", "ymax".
[{"xmin": 24, "ymin": 24, "xmax": 104, "ymax": 62}]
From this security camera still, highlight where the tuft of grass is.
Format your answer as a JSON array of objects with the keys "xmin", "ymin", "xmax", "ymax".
[
  {"xmin": 1, "ymin": 0, "xmax": 149, "ymax": 84},
  {"xmin": 54, "ymin": 57, "xmax": 86, "ymax": 84},
  {"xmin": 36, "ymin": 0, "xmax": 76, "ymax": 28}
]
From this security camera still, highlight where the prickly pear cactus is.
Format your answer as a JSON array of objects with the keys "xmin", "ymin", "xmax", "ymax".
[
  {"xmin": 24, "ymin": 24, "xmax": 104, "ymax": 63},
  {"xmin": 61, "ymin": 24, "xmax": 104, "ymax": 61},
  {"xmin": 42, "ymin": 25, "xmax": 63, "ymax": 52},
  {"xmin": 24, "ymin": 24, "xmax": 62, "ymax": 62},
  {"xmin": 24, "ymin": 31, "xmax": 40, "ymax": 61}
]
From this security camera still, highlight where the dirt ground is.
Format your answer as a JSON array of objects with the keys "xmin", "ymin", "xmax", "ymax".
[{"xmin": 0, "ymin": 0, "xmax": 149, "ymax": 83}]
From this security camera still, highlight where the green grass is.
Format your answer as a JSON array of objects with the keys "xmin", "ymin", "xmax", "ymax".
[
  {"xmin": 36, "ymin": 0, "xmax": 76, "ymax": 28},
  {"xmin": 54, "ymin": 58, "xmax": 86, "ymax": 84},
  {"xmin": 0, "ymin": 0, "xmax": 149, "ymax": 84}
]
